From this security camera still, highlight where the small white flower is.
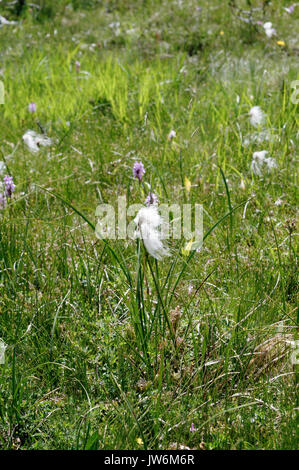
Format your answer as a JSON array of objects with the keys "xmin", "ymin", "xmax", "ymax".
[
  {"xmin": 22, "ymin": 130, "xmax": 53, "ymax": 153},
  {"xmin": 263, "ymin": 22, "xmax": 276, "ymax": 38},
  {"xmin": 134, "ymin": 206, "xmax": 169, "ymax": 261},
  {"xmin": 168, "ymin": 129, "xmax": 177, "ymax": 140},
  {"xmin": 0, "ymin": 15, "xmax": 17, "ymax": 26},
  {"xmin": 274, "ymin": 198, "xmax": 283, "ymax": 206},
  {"xmin": 249, "ymin": 106, "xmax": 265, "ymax": 128},
  {"xmin": 284, "ymin": 5, "xmax": 295, "ymax": 14}
]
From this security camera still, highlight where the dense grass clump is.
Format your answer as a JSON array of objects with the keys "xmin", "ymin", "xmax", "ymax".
[{"xmin": 0, "ymin": 0, "xmax": 298, "ymax": 450}]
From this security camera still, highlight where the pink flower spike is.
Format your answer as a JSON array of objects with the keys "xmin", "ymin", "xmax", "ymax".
[
  {"xmin": 28, "ymin": 102, "xmax": 36, "ymax": 113},
  {"xmin": 75, "ymin": 61, "xmax": 81, "ymax": 73},
  {"xmin": 133, "ymin": 161, "xmax": 145, "ymax": 182},
  {"xmin": 190, "ymin": 423, "xmax": 198, "ymax": 433}
]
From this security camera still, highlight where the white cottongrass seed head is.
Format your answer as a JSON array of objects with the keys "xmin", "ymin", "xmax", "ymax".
[
  {"xmin": 22, "ymin": 130, "xmax": 53, "ymax": 153},
  {"xmin": 249, "ymin": 106, "xmax": 265, "ymax": 128},
  {"xmin": 251, "ymin": 150, "xmax": 277, "ymax": 176},
  {"xmin": 134, "ymin": 205, "xmax": 169, "ymax": 261},
  {"xmin": 263, "ymin": 22, "xmax": 276, "ymax": 38},
  {"xmin": 264, "ymin": 156, "xmax": 278, "ymax": 171}
]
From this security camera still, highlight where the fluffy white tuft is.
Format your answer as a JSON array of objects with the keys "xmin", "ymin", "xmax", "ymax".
[
  {"xmin": 251, "ymin": 151, "xmax": 277, "ymax": 176},
  {"xmin": 134, "ymin": 206, "xmax": 169, "ymax": 261},
  {"xmin": 264, "ymin": 156, "xmax": 278, "ymax": 171},
  {"xmin": 249, "ymin": 106, "xmax": 265, "ymax": 128},
  {"xmin": 22, "ymin": 130, "xmax": 53, "ymax": 153},
  {"xmin": 263, "ymin": 22, "xmax": 276, "ymax": 38}
]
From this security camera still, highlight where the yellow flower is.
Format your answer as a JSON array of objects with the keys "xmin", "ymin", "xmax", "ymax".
[
  {"xmin": 181, "ymin": 239, "xmax": 193, "ymax": 256},
  {"xmin": 136, "ymin": 437, "xmax": 143, "ymax": 445},
  {"xmin": 276, "ymin": 40, "xmax": 285, "ymax": 46},
  {"xmin": 184, "ymin": 176, "xmax": 191, "ymax": 193},
  {"xmin": 220, "ymin": 31, "xmax": 224, "ymax": 36}
]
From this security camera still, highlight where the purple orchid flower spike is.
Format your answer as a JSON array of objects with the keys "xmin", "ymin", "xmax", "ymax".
[
  {"xmin": 28, "ymin": 102, "xmax": 36, "ymax": 113},
  {"xmin": 133, "ymin": 161, "xmax": 145, "ymax": 182},
  {"xmin": 3, "ymin": 175, "xmax": 15, "ymax": 197}
]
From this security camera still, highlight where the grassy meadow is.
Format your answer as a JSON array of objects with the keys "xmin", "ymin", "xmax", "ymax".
[{"xmin": 0, "ymin": 0, "xmax": 298, "ymax": 450}]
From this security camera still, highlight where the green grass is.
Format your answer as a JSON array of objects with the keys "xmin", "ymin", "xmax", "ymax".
[{"xmin": 0, "ymin": 0, "xmax": 298, "ymax": 450}]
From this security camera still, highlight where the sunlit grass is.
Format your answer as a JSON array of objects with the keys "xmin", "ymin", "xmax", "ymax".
[{"xmin": 0, "ymin": 0, "xmax": 298, "ymax": 450}]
